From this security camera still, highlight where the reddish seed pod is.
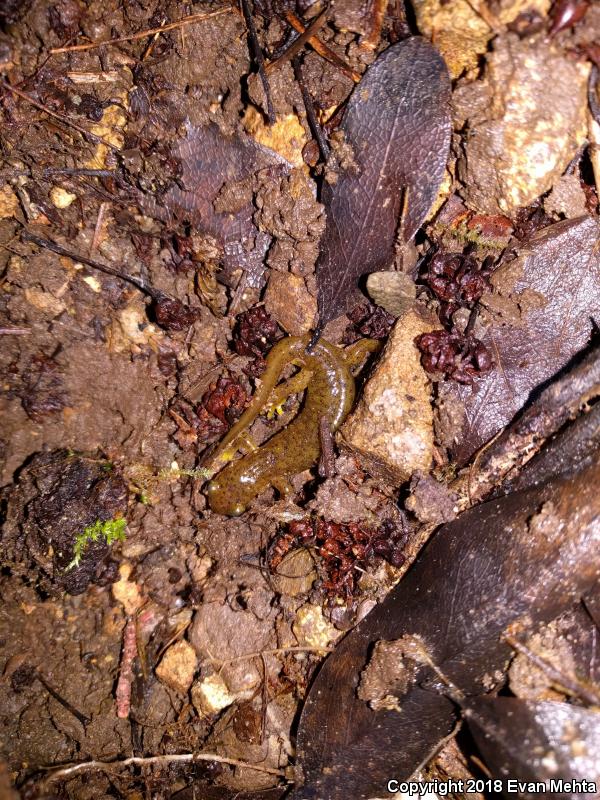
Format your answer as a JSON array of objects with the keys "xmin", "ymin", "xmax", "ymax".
[{"xmin": 549, "ymin": 0, "xmax": 589, "ymax": 36}]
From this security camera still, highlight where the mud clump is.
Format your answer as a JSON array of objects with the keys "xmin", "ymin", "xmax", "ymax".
[{"xmin": 1, "ymin": 450, "xmax": 128, "ymax": 595}]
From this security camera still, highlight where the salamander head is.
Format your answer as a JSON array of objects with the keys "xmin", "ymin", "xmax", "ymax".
[{"xmin": 206, "ymin": 475, "xmax": 246, "ymax": 517}]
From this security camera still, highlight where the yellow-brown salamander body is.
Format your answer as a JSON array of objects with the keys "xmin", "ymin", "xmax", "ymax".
[{"xmin": 206, "ymin": 334, "xmax": 373, "ymax": 516}]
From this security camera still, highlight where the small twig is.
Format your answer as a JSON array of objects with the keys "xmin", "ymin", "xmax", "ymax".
[
  {"xmin": 90, "ymin": 201, "xmax": 109, "ymax": 254},
  {"xmin": 49, "ymin": 7, "xmax": 233, "ymax": 54},
  {"xmin": 504, "ymin": 634, "xmax": 600, "ymax": 707},
  {"xmin": 285, "ymin": 10, "xmax": 361, "ymax": 83},
  {"xmin": 22, "ymin": 230, "xmax": 158, "ymax": 300},
  {"xmin": 240, "ymin": 0, "xmax": 276, "ymax": 124},
  {"xmin": 292, "ymin": 56, "xmax": 330, "ymax": 161},
  {"xmin": 0, "ymin": 327, "xmax": 30, "ymax": 334},
  {"xmin": 35, "ymin": 672, "xmax": 91, "ymax": 726},
  {"xmin": 266, "ymin": 7, "xmax": 328, "ymax": 74},
  {"xmin": 358, "ymin": 0, "xmax": 387, "ymax": 51},
  {"xmin": 38, "ymin": 752, "xmax": 286, "ymax": 788},
  {"xmin": 0, "ymin": 80, "xmax": 120, "ymax": 152},
  {"xmin": 43, "ymin": 167, "xmax": 116, "ymax": 178},
  {"xmin": 211, "ymin": 645, "xmax": 334, "ymax": 666},
  {"xmin": 463, "ymin": 0, "xmax": 503, "ymax": 33}
]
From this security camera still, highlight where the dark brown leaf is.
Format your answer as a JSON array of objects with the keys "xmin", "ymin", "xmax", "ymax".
[
  {"xmin": 316, "ymin": 37, "xmax": 451, "ymax": 326},
  {"xmin": 142, "ymin": 123, "xmax": 289, "ymax": 285},
  {"xmin": 439, "ymin": 215, "xmax": 600, "ymax": 464},
  {"xmin": 291, "ymin": 450, "xmax": 600, "ymax": 799},
  {"xmin": 465, "ymin": 698, "xmax": 600, "ymax": 795}
]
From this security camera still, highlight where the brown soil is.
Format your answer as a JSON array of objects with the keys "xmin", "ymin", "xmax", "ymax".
[{"xmin": 0, "ymin": 0, "xmax": 599, "ymax": 798}]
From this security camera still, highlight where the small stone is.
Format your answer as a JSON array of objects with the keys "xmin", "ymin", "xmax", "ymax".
[
  {"xmin": 292, "ymin": 603, "xmax": 341, "ymax": 650},
  {"xmin": 271, "ymin": 549, "xmax": 317, "ymax": 597},
  {"xmin": 366, "ymin": 271, "xmax": 416, "ymax": 318},
  {"xmin": 50, "ymin": 185, "xmax": 77, "ymax": 208},
  {"xmin": 264, "ymin": 271, "xmax": 317, "ymax": 335},
  {"xmin": 339, "ymin": 309, "xmax": 435, "ymax": 484},
  {"xmin": 155, "ymin": 640, "xmax": 197, "ymax": 694},
  {"xmin": 191, "ymin": 674, "xmax": 235, "ymax": 715},
  {"xmin": 0, "ymin": 185, "xmax": 19, "ymax": 219}
]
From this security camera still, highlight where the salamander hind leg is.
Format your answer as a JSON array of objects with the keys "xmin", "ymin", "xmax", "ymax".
[{"xmin": 271, "ymin": 475, "xmax": 294, "ymax": 499}]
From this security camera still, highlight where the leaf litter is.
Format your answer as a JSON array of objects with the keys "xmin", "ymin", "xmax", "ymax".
[{"xmin": 1, "ymin": 1, "xmax": 600, "ymax": 799}]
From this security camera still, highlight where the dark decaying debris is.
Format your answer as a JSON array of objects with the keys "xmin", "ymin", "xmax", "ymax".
[
  {"xmin": 171, "ymin": 375, "xmax": 250, "ymax": 449},
  {"xmin": 415, "ymin": 329, "xmax": 493, "ymax": 385},
  {"xmin": 342, "ymin": 303, "xmax": 395, "ymax": 345},
  {"xmin": 315, "ymin": 37, "xmax": 452, "ymax": 327},
  {"xmin": 232, "ymin": 305, "xmax": 282, "ymax": 374},
  {"xmin": 20, "ymin": 352, "xmax": 68, "ymax": 422},
  {"xmin": 0, "ymin": 451, "xmax": 128, "ymax": 595},
  {"xmin": 152, "ymin": 296, "xmax": 199, "ymax": 331},
  {"xmin": 292, "ymin": 441, "xmax": 600, "ymax": 799},
  {"xmin": 420, "ymin": 251, "xmax": 492, "ymax": 325},
  {"xmin": 269, "ymin": 517, "xmax": 408, "ymax": 602},
  {"xmin": 414, "ymin": 249, "xmax": 495, "ymax": 383}
]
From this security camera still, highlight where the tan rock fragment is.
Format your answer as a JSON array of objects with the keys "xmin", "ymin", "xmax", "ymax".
[
  {"xmin": 191, "ymin": 673, "xmax": 235, "ymax": 716},
  {"xmin": 155, "ymin": 640, "xmax": 197, "ymax": 694},
  {"xmin": 0, "ymin": 185, "xmax": 19, "ymax": 219},
  {"xmin": 292, "ymin": 604, "xmax": 341, "ymax": 650},
  {"xmin": 339, "ymin": 310, "xmax": 435, "ymax": 484},
  {"xmin": 462, "ymin": 35, "xmax": 589, "ymax": 215},
  {"xmin": 413, "ymin": 0, "xmax": 550, "ymax": 79},
  {"xmin": 264, "ymin": 271, "xmax": 316, "ymax": 335}
]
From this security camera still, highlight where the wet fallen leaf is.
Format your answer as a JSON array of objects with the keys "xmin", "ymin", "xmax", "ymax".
[
  {"xmin": 464, "ymin": 698, "xmax": 600, "ymax": 794},
  {"xmin": 315, "ymin": 37, "xmax": 451, "ymax": 327},
  {"xmin": 438, "ymin": 215, "xmax": 600, "ymax": 464},
  {"xmin": 144, "ymin": 123, "xmax": 290, "ymax": 286},
  {"xmin": 291, "ymin": 445, "xmax": 600, "ymax": 798}
]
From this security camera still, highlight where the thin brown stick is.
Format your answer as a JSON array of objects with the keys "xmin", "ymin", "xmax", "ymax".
[
  {"xmin": 504, "ymin": 634, "xmax": 600, "ymax": 707},
  {"xmin": 0, "ymin": 327, "xmax": 30, "ymax": 334},
  {"xmin": 0, "ymin": 80, "xmax": 120, "ymax": 152},
  {"xmin": 212, "ymin": 645, "xmax": 334, "ymax": 666},
  {"xmin": 38, "ymin": 752, "xmax": 286, "ymax": 788},
  {"xmin": 90, "ymin": 201, "xmax": 109, "ymax": 254},
  {"xmin": 285, "ymin": 10, "xmax": 361, "ymax": 83},
  {"xmin": 50, "ymin": 7, "xmax": 234, "ymax": 54},
  {"xmin": 240, "ymin": 0, "xmax": 276, "ymax": 124},
  {"xmin": 266, "ymin": 7, "xmax": 328, "ymax": 74},
  {"xmin": 22, "ymin": 231, "xmax": 158, "ymax": 299}
]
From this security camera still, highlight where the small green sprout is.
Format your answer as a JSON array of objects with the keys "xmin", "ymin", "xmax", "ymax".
[{"xmin": 67, "ymin": 518, "xmax": 127, "ymax": 571}]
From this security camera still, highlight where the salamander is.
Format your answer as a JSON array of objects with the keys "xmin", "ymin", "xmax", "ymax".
[{"xmin": 205, "ymin": 334, "xmax": 378, "ymax": 516}]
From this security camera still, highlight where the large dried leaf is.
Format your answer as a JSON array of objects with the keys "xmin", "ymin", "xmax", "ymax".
[
  {"xmin": 291, "ymin": 453, "xmax": 600, "ymax": 799},
  {"xmin": 465, "ymin": 698, "xmax": 600, "ymax": 796},
  {"xmin": 440, "ymin": 215, "xmax": 600, "ymax": 465},
  {"xmin": 316, "ymin": 37, "xmax": 451, "ymax": 327},
  {"xmin": 142, "ymin": 123, "xmax": 289, "ymax": 283}
]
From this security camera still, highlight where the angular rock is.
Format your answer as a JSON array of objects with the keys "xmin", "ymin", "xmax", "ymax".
[
  {"xmin": 155, "ymin": 640, "xmax": 197, "ymax": 695},
  {"xmin": 339, "ymin": 309, "xmax": 435, "ymax": 484},
  {"xmin": 191, "ymin": 673, "xmax": 235, "ymax": 716},
  {"xmin": 264, "ymin": 271, "xmax": 317, "ymax": 335},
  {"xmin": 462, "ymin": 35, "xmax": 589, "ymax": 215}
]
